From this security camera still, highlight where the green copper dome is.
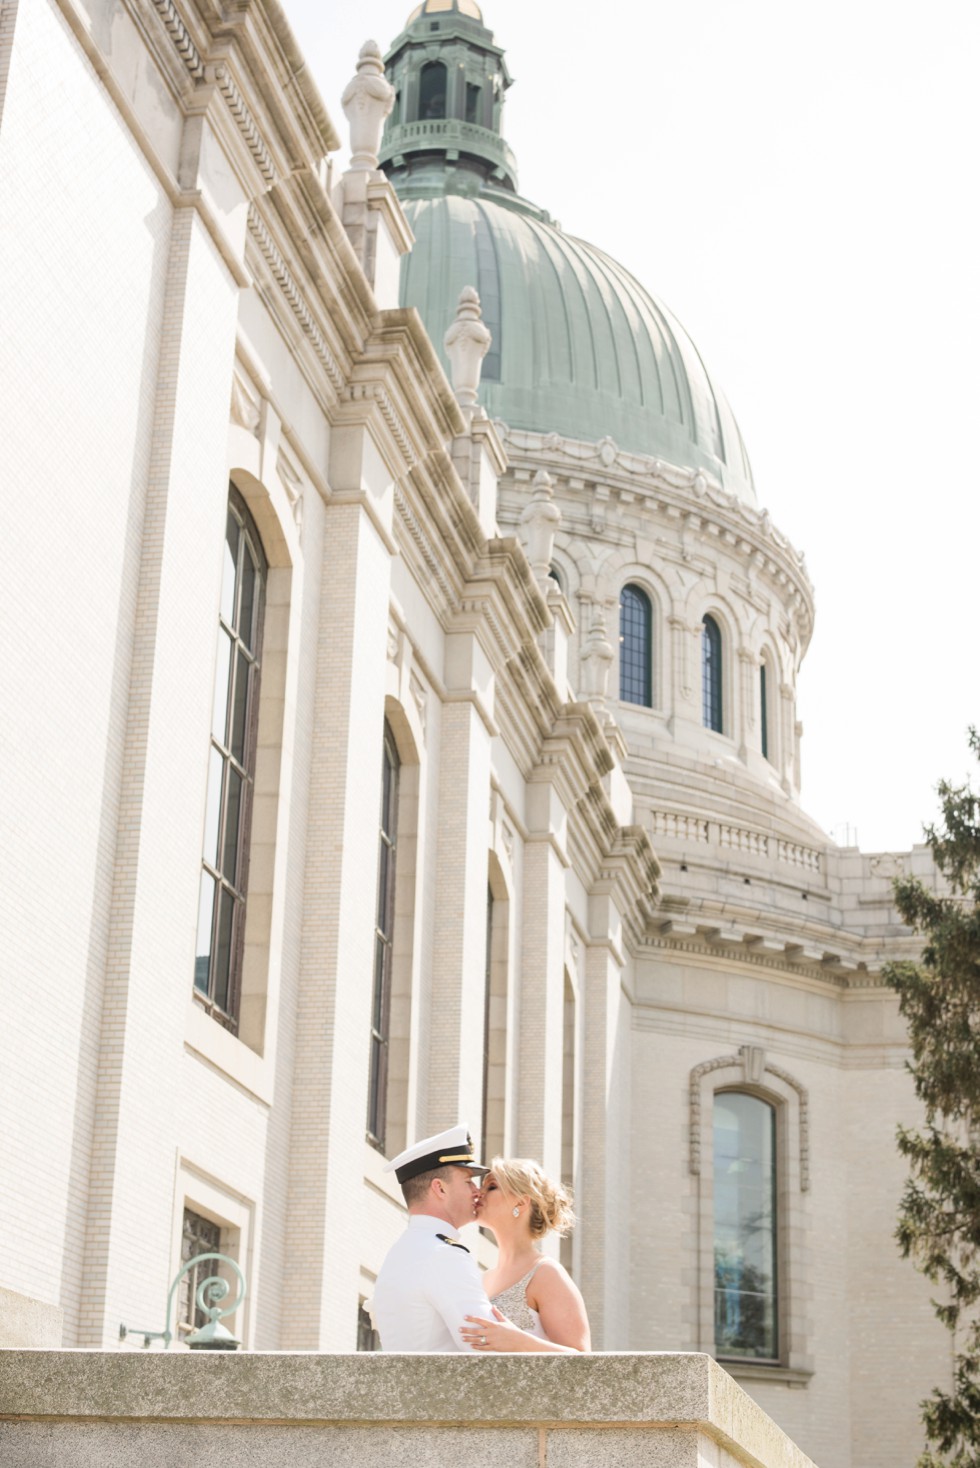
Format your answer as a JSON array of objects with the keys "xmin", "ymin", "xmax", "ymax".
[
  {"xmin": 400, "ymin": 195, "xmax": 755, "ymax": 502},
  {"xmin": 381, "ymin": 8, "xmax": 755, "ymax": 505}
]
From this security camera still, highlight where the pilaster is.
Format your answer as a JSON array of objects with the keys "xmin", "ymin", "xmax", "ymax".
[
  {"xmin": 738, "ymin": 645, "xmax": 757, "ymax": 759},
  {"xmin": 515, "ymin": 782, "xmax": 569, "ymax": 1176},
  {"xmin": 577, "ymin": 899, "xmax": 627, "ymax": 1349},
  {"xmin": 780, "ymin": 681, "xmax": 796, "ymax": 796},
  {"xmin": 283, "ymin": 431, "xmax": 396, "ymax": 1349},
  {"xmin": 424, "ymin": 633, "xmax": 496, "ymax": 1136},
  {"xmin": 78, "ymin": 198, "xmax": 244, "ymax": 1345}
]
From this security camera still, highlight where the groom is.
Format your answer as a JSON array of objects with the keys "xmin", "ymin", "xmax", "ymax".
[{"xmin": 372, "ymin": 1124, "xmax": 493, "ymax": 1351}]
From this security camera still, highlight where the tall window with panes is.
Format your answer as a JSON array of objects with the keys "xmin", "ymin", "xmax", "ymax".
[
  {"xmin": 194, "ymin": 489, "xmax": 266, "ymax": 1031},
  {"xmin": 713, "ymin": 1093, "xmax": 778, "ymax": 1361},
  {"xmin": 619, "ymin": 584, "xmax": 653, "ymax": 706},
  {"xmin": 702, "ymin": 615, "xmax": 723, "ymax": 732},
  {"xmin": 367, "ymin": 724, "xmax": 399, "ymax": 1150}
]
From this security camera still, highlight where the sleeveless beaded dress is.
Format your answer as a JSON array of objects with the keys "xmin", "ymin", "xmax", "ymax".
[{"xmin": 490, "ymin": 1260, "xmax": 548, "ymax": 1340}]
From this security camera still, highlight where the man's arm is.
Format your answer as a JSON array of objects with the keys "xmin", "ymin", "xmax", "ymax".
[{"xmin": 425, "ymin": 1242, "xmax": 494, "ymax": 1352}]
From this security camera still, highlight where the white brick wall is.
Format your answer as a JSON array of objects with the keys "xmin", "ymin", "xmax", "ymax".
[{"xmin": 0, "ymin": 0, "xmax": 173, "ymax": 1340}]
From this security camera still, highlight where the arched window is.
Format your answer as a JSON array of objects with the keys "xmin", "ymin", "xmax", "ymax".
[
  {"xmin": 367, "ymin": 722, "xmax": 399, "ymax": 1149},
  {"xmin": 465, "ymin": 82, "xmax": 481, "ymax": 124},
  {"xmin": 760, "ymin": 659, "xmax": 770, "ymax": 761},
  {"xmin": 713, "ymin": 1092, "xmax": 777, "ymax": 1360},
  {"xmin": 619, "ymin": 583, "xmax": 652, "ymax": 707},
  {"xmin": 194, "ymin": 489, "xmax": 266, "ymax": 1031},
  {"xmin": 702, "ymin": 615, "xmax": 723, "ymax": 732},
  {"xmin": 419, "ymin": 61, "xmax": 447, "ymax": 119}
]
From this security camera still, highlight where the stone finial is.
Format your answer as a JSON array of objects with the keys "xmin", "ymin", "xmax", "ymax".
[
  {"xmin": 443, "ymin": 287, "xmax": 492, "ymax": 409},
  {"xmin": 341, "ymin": 40, "xmax": 395, "ymax": 171},
  {"xmin": 519, "ymin": 469, "xmax": 561, "ymax": 585},
  {"xmin": 580, "ymin": 607, "xmax": 615, "ymax": 705}
]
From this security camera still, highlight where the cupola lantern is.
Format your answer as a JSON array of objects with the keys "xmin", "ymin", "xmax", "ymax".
[{"xmin": 378, "ymin": 1, "xmax": 517, "ymax": 198}]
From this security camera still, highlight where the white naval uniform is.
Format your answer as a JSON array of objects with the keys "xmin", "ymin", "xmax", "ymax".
[{"xmin": 372, "ymin": 1213, "xmax": 493, "ymax": 1351}]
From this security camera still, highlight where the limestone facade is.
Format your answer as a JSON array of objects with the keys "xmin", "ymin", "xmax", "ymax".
[{"xmin": 0, "ymin": 0, "xmax": 948, "ymax": 1466}]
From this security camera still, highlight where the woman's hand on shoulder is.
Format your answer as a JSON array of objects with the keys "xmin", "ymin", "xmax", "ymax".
[{"xmin": 527, "ymin": 1258, "xmax": 591, "ymax": 1352}]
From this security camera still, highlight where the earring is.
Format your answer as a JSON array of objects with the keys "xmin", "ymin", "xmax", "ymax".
[{"xmin": 512, "ymin": 1206, "xmax": 520, "ymax": 1218}]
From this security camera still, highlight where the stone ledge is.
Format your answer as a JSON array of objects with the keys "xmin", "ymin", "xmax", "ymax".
[{"xmin": 0, "ymin": 1350, "xmax": 820, "ymax": 1468}]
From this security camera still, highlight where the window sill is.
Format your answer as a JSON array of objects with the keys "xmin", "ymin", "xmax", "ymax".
[
  {"xmin": 718, "ymin": 1360, "xmax": 813, "ymax": 1389},
  {"xmin": 185, "ymin": 999, "xmax": 273, "ymax": 1106}
]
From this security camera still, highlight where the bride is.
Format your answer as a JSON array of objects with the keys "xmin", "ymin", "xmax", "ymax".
[{"xmin": 459, "ymin": 1157, "xmax": 591, "ymax": 1353}]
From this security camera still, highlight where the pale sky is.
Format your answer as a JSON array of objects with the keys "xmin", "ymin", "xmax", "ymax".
[{"xmin": 284, "ymin": 0, "xmax": 978, "ymax": 854}]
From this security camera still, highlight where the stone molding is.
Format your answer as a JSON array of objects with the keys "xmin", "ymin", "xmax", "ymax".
[
  {"xmin": 207, "ymin": 62, "xmax": 277, "ymax": 186},
  {"xmin": 688, "ymin": 1046, "xmax": 810, "ymax": 1191},
  {"xmin": 592, "ymin": 823, "xmax": 662, "ymax": 936},
  {"xmin": 146, "ymin": 2, "xmax": 280, "ymax": 191},
  {"xmin": 143, "ymin": 0, "xmax": 339, "ymax": 158},
  {"xmin": 530, "ymin": 701, "xmax": 614, "ymax": 809},
  {"xmin": 149, "ymin": 0, "xmax": 205, "ymax": 79},
  {"xmin": 688, "ymin": 1051, "xmax": 814, "ymax": 1374},
  {"xmin": 495, "ymin": 421, "xmax": 813, "ymax": 649},
  {"xmin": 246, "ymin": 205, "xmax": 346, "ymax": 398},
  {"xmin": 643, "ymin": 931, "xmax": 857, "ymax": 986}
]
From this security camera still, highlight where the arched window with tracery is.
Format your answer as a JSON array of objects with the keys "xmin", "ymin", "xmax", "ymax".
[
  {"xmin": 702, "ymin": 614, "xmax": 723, "ymax": 732},
  {"xmin": 713, "ymin": 1092, "xmax": 778, "ymax": 1361},
  {"xmin": 194, "ymin": 489, "xmax": 266, "ymax": 1031},
  {"xmin": 619, "ymin": 583, "xmax": 652, "ymax": 707}
]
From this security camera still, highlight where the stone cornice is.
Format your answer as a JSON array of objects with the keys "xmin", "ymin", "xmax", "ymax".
[
  {"xmin": 591, "ymin": 823, "xmax": 662, "ymax": 938},
  {"xmin": 642, "ymin": 896, "xmax": 922, "ymax": 984},
  {"xmin": 246, "ymin": 203, "xmax": 349, "ymax": 406},
  {"xmin": 530, "ymin": 701, "xmax": 614, "ymax": 805},
  {"xmin": 338, "ymin": 310, "xmax": 466, "ymax": 478},
  {"xmin": 497, "ymin": 423, "xmax": 814, "ymax": 653},
  {"xmin": 136, "ymin": 0, "xmax": 339, "ymax": 199},
  {"xmin": 454, "ymin": 537, "xmax": 551, "ymax": 657}
]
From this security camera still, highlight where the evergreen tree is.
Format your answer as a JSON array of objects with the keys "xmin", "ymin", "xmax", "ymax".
[{"xmin": 884, "ymin": 729, "xmax": 980, "ymax": 1467}]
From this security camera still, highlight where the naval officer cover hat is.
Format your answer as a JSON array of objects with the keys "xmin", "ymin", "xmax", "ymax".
[{"xmin": 383, "ymin": 1124, "xmax": 488, "ymax": 1185}]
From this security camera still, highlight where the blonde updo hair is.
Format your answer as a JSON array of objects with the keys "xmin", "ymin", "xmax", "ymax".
[{"xmin": 489, "ymin": 1156, "xmax": 576, "ymax": 1239}]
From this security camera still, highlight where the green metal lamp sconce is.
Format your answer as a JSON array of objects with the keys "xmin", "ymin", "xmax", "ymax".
[{"xmin": 119, "ymin": 1251, "xmax": 246, "ymax": 1351}]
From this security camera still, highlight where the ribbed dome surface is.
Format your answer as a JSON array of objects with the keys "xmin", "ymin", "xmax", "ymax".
[{"xmin": 401, "ymin": 194, "xmax": 755, "ymax": 504}]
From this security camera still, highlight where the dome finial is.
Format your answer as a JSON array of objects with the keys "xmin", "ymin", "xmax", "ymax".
[
  {"xmin": 341, "ymin": 39, "xmax": 395, "ymax": 171},
  {"xmin": 443, "ymin": 286, "xmax": 492, "ymax": 413}
]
